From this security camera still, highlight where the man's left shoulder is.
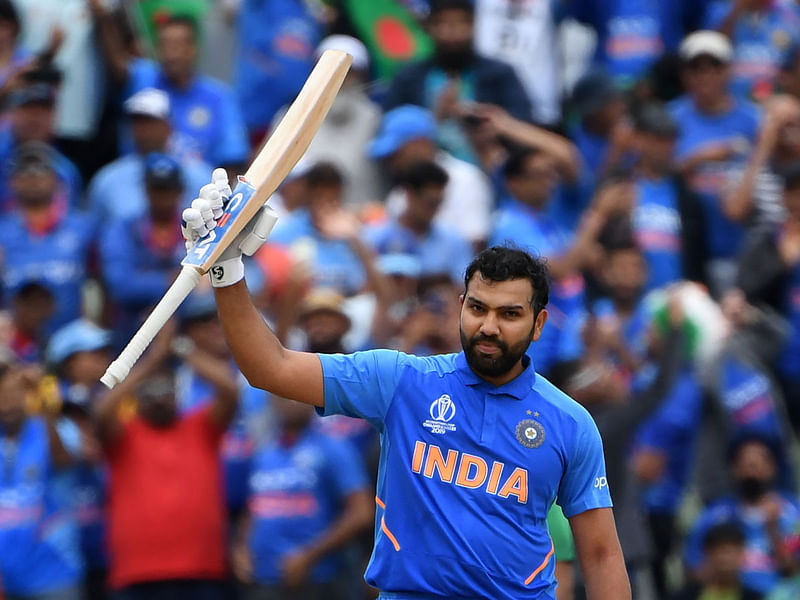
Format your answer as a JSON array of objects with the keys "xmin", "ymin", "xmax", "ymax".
[{"xmin": 533, "ymin": 374, "xmax": 597, "ymax": 429}]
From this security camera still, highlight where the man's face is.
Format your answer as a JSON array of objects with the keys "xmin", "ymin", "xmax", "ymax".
[
  {"xmin": 732, "ymin": 441, "xmax": 777, "ymax": 500},
  {"xmin": 12, "ymin": 170, "xmax": 57, "ymax": 210},
  {"xmin": 429, "ymin": 8, "xmax": 474, "ymax": 70},
  {"xmin": 157, "ymin": 23, "xmax": 196, "ymax": 83},
  {"xmin": 301, "ymin": 310, "xmax": 350, "ymax": 354},
  {"xmin": 0, "ymin": 368, "xmax": 28, "ymax": 434},
  {"xmin": 131, "ymin": 116, "xmax": 171, "ymax": 154},
  {"xmin": 506, "ymin": 154, "xmax": 558, "ymax": 210},
  {"xmin": 12, "ymin": 103, "xmax": 54, "ymax": 143},
  {"xmin": 387, "ymin": 138, "xmax": 437, "ymax": 175},
  {"xmin": 147, "ymin": 186, "xmax": 182, "ymax": 222},
  {"xmin": 136, "ymin": 372, "xmax": 178, "ymax": 428},
  {"xmin": 406, "ymin": 184, "xmax": 445, "ymax": 228},
  {"xmin": 64, "ymin": 349, "xmax": 110, "ymax": 386},
  {"xmin": 12, "ymin": 290, "xmax": 54, "ymax": 334},
  {"xmin": 705, "ymin": 542, "xmax": 745, "ymax": 584},
  {"xmin": 683, "ymin": 56, "xmax": 729, "ymax": 106},
  {"xmin": 185, "ymin": 316, "xmax": 228, "ymax": 359},
  {"xmin": 635, "ymin": 132, "xmax": 676, "ymax": 173},
  {"xmin": 272, "ymin": 395, "xmax": 313, "ymax": 432},
  {"xmin": 604, "ymin": 249, "xmax": 646, "ymax": 305},
  {"xmin": 459, "ymin": 275, "xmax": 547, "ymax": 379},
  {"xmin": 308, "ymin": 185, "xmax": 343, "ymax": 226}
]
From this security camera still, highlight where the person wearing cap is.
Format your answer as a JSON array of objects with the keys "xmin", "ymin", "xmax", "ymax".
[
  {"xmin": 371, "ymin": 104, "xmax": 492, "ymax": 247},
  {"xmin": 365, "ymin": 159, "xmax": 472, "ymax": 285},
  {"xmin": 0, "ymin": 141, "xmax": 94, "ymax": 331},
  {"xmin": 384, "ymin": 0, "xmax": 533, "ymax": 164},
  {"xmin": 703, "ymin": 0, "xmax": 800, "ymax": 100},
  {"xmin": 670, "ymin": 30, "xmax": 761, "ymax": 296},
  {"xmin": 271, "ymin": 35, "xmax": 382, "ymax": 208},
  {"xmin": 94, "ymin": 321, "xmax": 238, "ymax": 599},
  {"xmin": 0, "ymin": 80, "xmax": 82, "ymax": 213},
  {"xmin": 0, "ymin": 360, "xmax": 84, "ymax": 600},
  {"xmin": 567, "ymin": 0, "xmax": 710, "ymax": 86},
  {"xmin": 99, "ymin": 153, "xmax": 187, "ymax": 342},
  {"xmin": 92, "ymin": 10, "xmax": 248, "ymax": 169},
  {"xmin": 629, "ymin": 102, "xmax": 707, "ymax": 291},
  {"xmin": 87, "ymin": 87, "xmax": 211, "ymax": 225},
  {"xmin": 47, "ymin": 318, "xmax": 112, "ymax": 599},
  {"xmin": 173, "ymin": 290, "xmax": 271, "ymax": 517}
]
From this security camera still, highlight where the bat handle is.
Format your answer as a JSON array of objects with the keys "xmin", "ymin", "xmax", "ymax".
[{"xmin": 100, "ymin": 266, "xmax": 203, "ymax": 389}]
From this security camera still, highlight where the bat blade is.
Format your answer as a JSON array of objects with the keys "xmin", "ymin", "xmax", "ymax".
[{"xmin": 185, "ymin": 49, "xmax": 353, "ymax": 273}]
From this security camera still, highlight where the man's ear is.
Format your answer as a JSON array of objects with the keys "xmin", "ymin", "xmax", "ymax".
[
  {"xmin": 459, "ymin": 293, "xmax": 465, "ymax": 306},
  {"xmin": 532, "ymin": 309, "xmax": 548, "ymax": 342}
]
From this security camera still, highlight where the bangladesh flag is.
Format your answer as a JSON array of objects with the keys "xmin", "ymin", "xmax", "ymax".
[
  {"xmin": 128, "ymin": 0, "xmax": 210, "ymax": 57},
  {"xmin": 342, "ymin": 0, "xmax": 432, "ymax": 80}
]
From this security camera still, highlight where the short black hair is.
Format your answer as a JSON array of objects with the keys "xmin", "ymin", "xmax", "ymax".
[
  {"xmin": 307, "ymin": 161, "xmax": 344, "ymax": 189},
  {"xmin": 428, "ymin": 0, "xmax": 474, "ymax": 17},
  {"xmin": 702, "ymin": 522, "xmax": 745, "ymax": 552},
  {"xmin": 401, "ymin": 160, "xmax": 449, "ymax": 191},
  {"xmin": 464, "ymin": 246, "xmax": 549, "ymax": 314},
  {"xmin": 13, "ymin": 281, "xmax": 53, "ymax": 303},
  {"xmin": 727, "ymin": 432, "xmax": 782, "ymax": 467},
  {"xmin": 502, "ymin": 148, "xmax": 541, "ymax": 181},
  {"xmin": 0, "ymin": 0, "xmax": 20, "ymax": 35},
  {"xmin": 599, "ymin": 216, "xmax": 639, "ymax": 253},
  {"xmin": 159, "ymin": 14, "xmax": 199, "ymax": 41}
]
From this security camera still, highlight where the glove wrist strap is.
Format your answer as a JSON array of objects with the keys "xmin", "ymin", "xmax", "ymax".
[{"xmin": 209, "ymin": 257, "xmax": 244, "ymax": 288}]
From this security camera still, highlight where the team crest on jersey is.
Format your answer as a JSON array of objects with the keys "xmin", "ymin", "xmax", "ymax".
[
  {"xmin": 423, "ymin": 394, "xmax": 457, "ymax": 435},
  {"xmin": 189, "ymin": 106, "xmax": 210, "ymax": 128},
  {"xmin": 515, "ymin": 419, "xmax": 545, "ymax": 449}
]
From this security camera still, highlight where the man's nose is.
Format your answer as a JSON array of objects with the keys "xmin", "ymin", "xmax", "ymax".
[{"xmin": 479, "ymin": 312, "xmax": 500, "ymax": 337}]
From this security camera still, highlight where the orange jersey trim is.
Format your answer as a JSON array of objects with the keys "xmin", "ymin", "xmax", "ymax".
[
  {"xmin": 524, "ymin": 541, "xmax": 555, "ymax": 586},
  {"xmin": 375, "ymin": 496, "xmax": 400, "ymax": 551}
]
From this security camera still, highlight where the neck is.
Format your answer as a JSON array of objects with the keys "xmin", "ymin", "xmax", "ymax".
[
  {"xmin": 399, "ymin": 212, "xmax": 430, "ymax": 235},
  {"xmin": 612, "ymin": 297, "xmax": 637, "ymax": 318},
  {"xmin": 694, "ymin": 94, "xmax": 732, "ymax": 115},
  {"xmin": 22, "ymin": 206, "xmax": 53, "ymax": 230},
  {"xmin": 637, "ymin": 162, "xmax": 667, "ymax": 180},
  {"xmin": 167, "ymin": 72, "xmax": 192, "ymax": 90}
]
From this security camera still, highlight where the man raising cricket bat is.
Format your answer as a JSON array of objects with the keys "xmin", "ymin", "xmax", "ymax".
[{"xmin": 180, "ymin": 170, "xmax": 631, "ymax": 598}]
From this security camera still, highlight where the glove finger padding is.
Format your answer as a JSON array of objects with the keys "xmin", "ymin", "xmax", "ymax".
[{"xmin": 239, "ymin": 204, "xmax": 279, "ymax": 256}]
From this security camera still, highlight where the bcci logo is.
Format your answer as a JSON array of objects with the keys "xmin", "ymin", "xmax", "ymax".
[
  {"xmin": 423, "ymin": 394, "xmax": 457, "ymax": 435},
  {"xmin": 515, "ymin": 419, "xmax": 545, "ymax": 449}
]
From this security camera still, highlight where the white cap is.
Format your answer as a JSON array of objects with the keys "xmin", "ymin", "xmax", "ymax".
[
  {"xmin": 124, "ymin": 87, "xmax": 170, "ymax": 120},
  {"xmin": 316, "ymin": 35, "xmax": 369, "ymax": 72},
  {"xmin": 680, "ymin": 30, "xmax": 733, "ymax": 63}
]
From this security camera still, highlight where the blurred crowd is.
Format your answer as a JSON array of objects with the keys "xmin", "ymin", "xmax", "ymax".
[{"xmin": 3, "ymin": 0, "xmax": 800, "ymax": 599}]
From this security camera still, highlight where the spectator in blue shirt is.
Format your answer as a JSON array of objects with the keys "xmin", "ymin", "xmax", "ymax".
[
  {"xmin": 46, "ymin": 319, "xmax": 112, "ymax": 599},
  {"xmin": 270, "ymin": 162, "xmax": 369, "ymax": 296},
  {"xmin": 0, "ymin": 82, "xmax": 82, "ymax": 214},
  {"xmin": 365, "ymin": 160, "xmax": 472, "ymax": 284},
  {"xmin": 629, "ymin": 102, "xmax": 707, "ymax": 290},
  {"xmin": 87, "ymin": 87, "xmax": 210, "ymax": 226},
  {"xmin": 670, "ymin": 30, "xmax": 761, "ymax": 295},
  {"xmin": 100, "ymin": 153, "xmax": 186, "ymax": 344},
  {"xmin": 233, "ymin": 0, "xmax": 322, "ymax": 143},
  {"xmin": 685, "ymin": 435, "xmax": 800, "ymax": 595},
  {"xmin": 0, "ymin": 362, "xmax": 83, "ymax": 599},
  {"xmin": 704, "ymin": 0, "xmax": 800, "ymax": 101},
  {"xmin": 232, "ymin": 395, "xmax": 372, "ymax": 600},
  {"xmin": 95, "ymin": 12, "xmax": 249, "ymax": 170},
  {"xmin": 0, "ymin": 142, "xmax": 94, "ymax": 332},
  {"xmin": 383, "ymin": 0, "xmax": 533, "ymax": 164},
  {"xmin": 568, "ymin": 0, "xmax": 711, "ymax": 87}
]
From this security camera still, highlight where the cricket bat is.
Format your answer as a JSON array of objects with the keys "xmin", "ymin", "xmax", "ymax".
[{"xmin": 100, "ymin": 50, "xmax": 353, "ymax": 389}]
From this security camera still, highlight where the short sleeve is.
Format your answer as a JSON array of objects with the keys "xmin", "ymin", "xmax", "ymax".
[
  {"xmin": 557, "ymin": 412, "xmax": 613, "ymax": 517},
  {"xmin": 325, "ymin": 438, "xmax": 369, "ymax": 499},
  {"xmin": 317, "ymin": 350, "xmax": 409, "ymax": 431}
]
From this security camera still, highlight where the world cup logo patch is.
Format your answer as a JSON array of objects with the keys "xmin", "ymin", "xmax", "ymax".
[{"xmin": 515, "ymin": 419, "xmax": 545, "ymax": 449}]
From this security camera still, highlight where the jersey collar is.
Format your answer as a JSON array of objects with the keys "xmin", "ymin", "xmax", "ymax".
[{"xmin": 454, "ymin": 352, "xmax": 536, "ymax": 400}]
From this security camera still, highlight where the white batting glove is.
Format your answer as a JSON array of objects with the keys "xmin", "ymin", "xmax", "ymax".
[{"xmin": 182, "ymin": 168, "xmax": 279, "ymax": 288}]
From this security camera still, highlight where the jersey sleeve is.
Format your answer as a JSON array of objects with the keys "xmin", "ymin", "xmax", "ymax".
[
  {"xmin": 317, "ymin": 349, "xmax": 408, "ymax": 431},
  {"xmin": 557, "ymin": 410, "xmax": 613, "ymax": 517}
]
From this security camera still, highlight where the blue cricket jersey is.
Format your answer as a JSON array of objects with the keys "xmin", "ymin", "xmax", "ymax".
[
  {"xmin": 633, "ymin": 177, "xmax": 683, "ymax": 291},
  {"xmin": 669, "ymin": 95, "xmax": 761, "ymax": 259},
  {"xmin": 0, "ymin": 417, "xmax": 83, "ymax": 595},
  {"xmin": 247, "ymin": 429, "xmax": 367, "ymax": 584},
  {"xmin": 317, "ymin": 350, "xmax": 612, "ymax": 599},
  {"xmin": 778, "ymin": 265, "xmax": 800, "ymax": 379}
]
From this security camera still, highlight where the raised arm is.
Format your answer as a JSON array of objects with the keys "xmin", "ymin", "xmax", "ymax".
[
  {"xmin": 214, "ymin": 281, "xmax": 324, "ymax": 406},
  {"xmin": 87, "ymin": 0, "xmax": 131, "ymax": 84}
]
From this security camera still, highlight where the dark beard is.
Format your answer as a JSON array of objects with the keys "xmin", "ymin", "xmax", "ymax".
[
  {"xmin": 434, "ymin": 46, "xmax": 475, "ymax": 72},
  {"xmin": 460, "ymin": 325, "xmax": 533, "ymax": 379}
]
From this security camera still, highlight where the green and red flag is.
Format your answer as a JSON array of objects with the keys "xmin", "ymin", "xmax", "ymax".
[{"xmin": 127, "ymin": 0, "xmax": 209, "ymax": 57}]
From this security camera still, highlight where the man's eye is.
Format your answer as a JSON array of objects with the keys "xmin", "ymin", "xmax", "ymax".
[{"xmin": 470, "ymin": 305, "xmax": 485, "ymax": 313}]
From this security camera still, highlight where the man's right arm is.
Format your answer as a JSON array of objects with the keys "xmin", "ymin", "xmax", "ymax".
[{"xmin": 214, "ymin": 280, "xmax": 325, "ymax": 407}]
